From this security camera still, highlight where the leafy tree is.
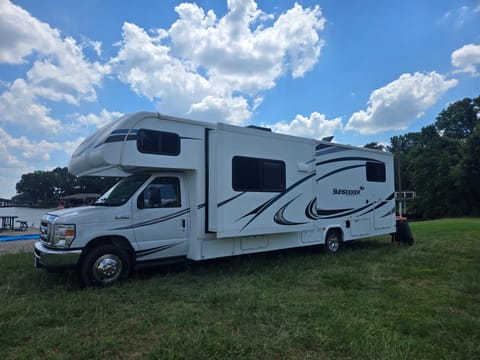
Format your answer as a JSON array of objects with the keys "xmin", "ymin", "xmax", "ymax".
[
  {"xmin": 363, "ymin": 142, "xmax": 386, "ymax": 151},
  {"xmin": 75, "ymin": 176, "xmax": 119, "ymax": 195},
  {"xmin": 435, "ymin": 96, "xmax": 480, "ymax": 139},
  {"xmin": 16, "ymin": 171, "xmax": 55, "ymax": 206},
  {"xmin": 15, "ymin": 167, "xmax": 120, "ymax": 206},
  {"xmin": 460, "ymin": 126, "xmax": 480, "ymax": 214},
  {"xmin": 389, "ymin": 132, "xmax": 421, "ymax": 154},
  {"xmin": 408, "ymin": 135, "xmax": 464, "ymax": 217},
  {"xmin": 389, "ymin": 124, "xmax": 466, "ymax": 218}
]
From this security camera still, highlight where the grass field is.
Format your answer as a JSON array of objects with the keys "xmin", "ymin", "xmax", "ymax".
[{"xmin": 1, "ymin": 218, "xmax": 479, "ymax": 359}]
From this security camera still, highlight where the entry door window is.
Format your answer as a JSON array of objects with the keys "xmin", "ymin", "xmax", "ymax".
[{"xmin": 138, "ymin": 177, "xmax": 181, "ymax": 208}]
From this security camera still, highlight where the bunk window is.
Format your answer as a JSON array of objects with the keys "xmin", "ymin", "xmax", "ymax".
[
  {"xmin": 366, "ymin": 161, "xmax": 386, "ymax": 182},
  {"xmin": 136, "ymin": 129, "xmax": 180, "ymax": 156},
  {"xmin": 232, "ymin": 156, "xmax": 286, "ymax": 192}
]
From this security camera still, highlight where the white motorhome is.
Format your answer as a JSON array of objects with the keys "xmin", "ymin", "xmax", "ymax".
[{"xmin": 35, "ymin": 112, "xmax": 396, "ymax": 285}]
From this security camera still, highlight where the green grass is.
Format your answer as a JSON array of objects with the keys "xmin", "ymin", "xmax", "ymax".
[{"xmin": 1, "ymin": 218, "xmax": 479, "ymax": 359}]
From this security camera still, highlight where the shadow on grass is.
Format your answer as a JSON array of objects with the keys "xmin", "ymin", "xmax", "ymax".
[{"xmin": 41, "ymin": 236, "xmax": 400, "ymax": 289}]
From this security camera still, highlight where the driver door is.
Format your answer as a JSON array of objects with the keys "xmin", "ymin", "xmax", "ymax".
[{"xmin": 133, "ymin": 175, "xmax": 189, "ymax": 261}]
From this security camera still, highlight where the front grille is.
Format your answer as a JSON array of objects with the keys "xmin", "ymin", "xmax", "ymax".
[{"xmin": 40, "ymin": 220, "xmax": 51, "ymax": 244}]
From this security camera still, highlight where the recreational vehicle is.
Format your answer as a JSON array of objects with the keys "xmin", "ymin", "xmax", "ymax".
[{"xmin": 34, "ymin": 112, "xmax": 396, "ymax": 285}]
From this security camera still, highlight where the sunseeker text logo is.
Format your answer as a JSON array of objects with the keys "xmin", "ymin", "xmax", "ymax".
[{"xmin": 332, "ymin": 186, "xmax": 364, "ymax": 196}]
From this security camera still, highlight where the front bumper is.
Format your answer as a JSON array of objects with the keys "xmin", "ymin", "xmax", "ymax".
[{"xmin": 34, "ymin": 241, "xmax": 82, "ymax": 270}]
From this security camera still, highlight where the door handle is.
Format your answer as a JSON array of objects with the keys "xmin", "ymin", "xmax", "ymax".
[
  {"xmin": 181, "ymin": 219, "xmax": 186, "ymax": 229},
  {"xmin": 115, "ymin": 215, "xmax": 130, "ymax": 220}
]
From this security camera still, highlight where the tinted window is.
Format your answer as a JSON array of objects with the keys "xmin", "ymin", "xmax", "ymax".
[
  {"xmin": 366, "ymin": 161, "xmax": 386, "ymax": 182},
  {"xmin": 232, "ymin": 156, "xmax": 286, "ymax": 192},
  {"xmin": 137, "ymin": 129, "xmax": 180, "ymax": 156},
  {"xmin": 138, "ymin": 177, "xmax": 181, "ymax": 208}
]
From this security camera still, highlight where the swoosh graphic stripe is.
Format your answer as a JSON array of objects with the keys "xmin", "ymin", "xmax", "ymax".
[
  {"xmin": 218, "ymin": 192, "xmax": 246, "ymax": 207},
  {"xmin": 315, "ymin": 147, "xmax": 348, "ymax": 157},
  {"xmin": 315, "ymin": 202, "xmax": 374, "ymax": 220},
  {"xmin": 305, "ymin": 198, "xmax": 357, "ymax": 220},
  {"xmin": 273, "ymin": 194, "xmax": 308, "ymax": 226},
  {"xmin": 240, "ymin": 172, "xmax": 316, "ymax": 231},
  {"xmin": 316, "ymin": 157, "xmax": 382, "ymax": 166},
  {"xmin": 136, "ymin": 242, "xmax": 181, "ymax": 258},
  {"xmin": 317, "ymin": 208, "xmax": 353, "ymax": 215},
  {"xmin": 112, "ymin": 208, "xmax": 190, "ymax": 230},
  {"xmin": 381, "ymin": 207, "xmax": 396, "ymax": 218},
  {"xmin": 358, "ymin": 194, "xmax": 395, "ymax": 217}
]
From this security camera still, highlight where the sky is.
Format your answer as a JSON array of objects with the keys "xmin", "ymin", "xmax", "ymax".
[{"xmin": 0, "ymin": 0, "xmax": 479, "ymax": 199}]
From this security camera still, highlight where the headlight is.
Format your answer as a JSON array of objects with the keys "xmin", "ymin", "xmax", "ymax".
[{"xmin": 52, "ymin": 224, "xmax": 76, "ymax": 248}]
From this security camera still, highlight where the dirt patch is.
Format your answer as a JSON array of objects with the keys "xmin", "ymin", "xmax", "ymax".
[
  {"xmin": 0, "ymin": 227, "xmax": 39, "ymax": 255},
  {"xmin": 0, "ymin": 239, "xmax": 36, "ymax": 254}
]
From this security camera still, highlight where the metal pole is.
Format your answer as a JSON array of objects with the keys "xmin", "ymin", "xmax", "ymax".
[{"xmin": 396, "ymin": 149, "xmax": 402, "ymax": 217}]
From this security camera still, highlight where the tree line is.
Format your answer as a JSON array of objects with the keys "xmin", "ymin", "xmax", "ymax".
[
  {"xmin": 13, "ymin": 167, "xmax": 118, "ymax": 207},
  {"xmin": 366, "ymin": 95, "xmax": 480, "ymax": 218},
  {"xmin": 13, "ymin": 95, "xmax": 479, "ymax": 217}
]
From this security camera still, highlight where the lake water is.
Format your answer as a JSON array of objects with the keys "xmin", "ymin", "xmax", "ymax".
[{"xmin": 0, "ymin": 207, "xmax": 56, "ymax": 228}]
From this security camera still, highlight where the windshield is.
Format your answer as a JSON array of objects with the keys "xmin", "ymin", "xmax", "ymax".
[{"xmin": 94, "ymin": 174, "xmax": 150, "ymax": 206}]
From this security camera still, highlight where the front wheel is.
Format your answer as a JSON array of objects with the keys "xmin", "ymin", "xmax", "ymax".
[
  {"xmin": 81, "ymin": 245, "xmax": 131, "ymax": 286},
  {"xmin": 325, "ymin": 230, "xmax": 342, "ymax": 253}
]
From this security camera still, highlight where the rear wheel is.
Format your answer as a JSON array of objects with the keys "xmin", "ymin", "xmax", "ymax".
[
  {"xmin": 325, "ymin": 230, "xmax": 342, "ymax": 253},
  {"xmin": 81, "ymin": 245, "xmax": 131, "ymax": 286}
]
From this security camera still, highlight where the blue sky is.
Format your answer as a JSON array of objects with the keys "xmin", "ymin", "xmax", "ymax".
[{"xmin": 0, "ymin": 0, "xmax": 479, "ymax": 199}]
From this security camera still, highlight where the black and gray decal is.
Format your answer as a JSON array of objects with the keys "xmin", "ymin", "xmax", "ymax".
[
  {"xmin": 273, "ymin": 194, "xmax": 308, "ymax": 226},
  {"xmin": 111, "ymin": 208, "xmax": 190, "ymax": 231},
  {"xmin": 236, "ymin": 172, "xmax": 316, "ymax": 231},
  {"xmin": 101, "ymin": 128, "xmax": 201, "ymax": 146},
  {"xmin": 136, "ymin": 242, "xmax": 182, "ymax": 259}
]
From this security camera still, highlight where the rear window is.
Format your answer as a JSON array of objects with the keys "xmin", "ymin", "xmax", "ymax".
[{"xmin": 366, "ymin": 161, "xmax": 386, "ymax": 182}]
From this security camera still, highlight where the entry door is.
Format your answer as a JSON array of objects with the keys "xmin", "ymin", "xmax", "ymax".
[{"xmin": 133, "ymin": 175, "xmax": 189, "ymax": 260}]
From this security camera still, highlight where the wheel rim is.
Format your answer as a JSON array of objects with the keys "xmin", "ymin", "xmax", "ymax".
[
  {"xmin": 327, "ymin": 235, "xmax": 339, "ymax": 252},
  {"xmin": 93, "ymin": 254, "xmax": 123, "ymax": 283}
]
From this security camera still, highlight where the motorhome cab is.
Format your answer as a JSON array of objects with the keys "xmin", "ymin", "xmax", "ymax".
[{"xmin": 34, "ymin": 112, "xmax": 396, "ymax": 285}]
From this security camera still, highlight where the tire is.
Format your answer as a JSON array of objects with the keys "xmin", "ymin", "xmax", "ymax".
[
  {"xmin": 81, "ymin": 245, "xmax": 131, "ymax": 286},
  {"xmin": 325, "ymin": 230, "xmax": 342, "ymax": 253}
]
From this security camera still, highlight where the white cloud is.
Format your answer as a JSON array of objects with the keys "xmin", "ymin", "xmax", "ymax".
[
  {"xmin": 110, "ymin": 0, "xmax": 326, "ymax": 124},
  {"xmin": 188, "ymin": 95, "xmax": 251, "ymax": 125},
  {"xmin": 0, "ymin": 0, "xmax": 60, "ymax": 64},
  {"xmin": 270, "ymin": 112, "xmax": 343, "ymax": 139},
  {"xmin": 0, "ymin": 79, "xmax": 62, "ymax": 133},
  {"xmin": 441, "ymin": 4, "xmax": 478, "ymax": 28},
  {"xmin": 74, "ymin": 109, "xmax": 124, "ymax": 129},
  {"xmin": 0, "ymin": 127, "xmax": 69, "ymax": 198},
  {"xmin": 82, "ymin": 37, "xmax": 103, "ymax": 57},
  {"xmin": 25, "ymin": 35, "xmax": 108, "ymax": 105},
  {"xmin": 0, "ymin": 0, "xmax": 108, "ymax": 134},
  {"xmin": 451, "ymin": 43, "xmax": 480, "ymax": 76},
  {"xmin": 346, "ymin": 72, "xmax": 458, "ymax": 135},
  {"xmin": 0, "ymin": 127, "xmax": 63, "ymax": 162}
]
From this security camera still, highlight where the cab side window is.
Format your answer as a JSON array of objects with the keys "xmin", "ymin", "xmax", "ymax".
[{"xmin": 138, "ymin": 177, "xmax": 181, "ymax": 208}]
